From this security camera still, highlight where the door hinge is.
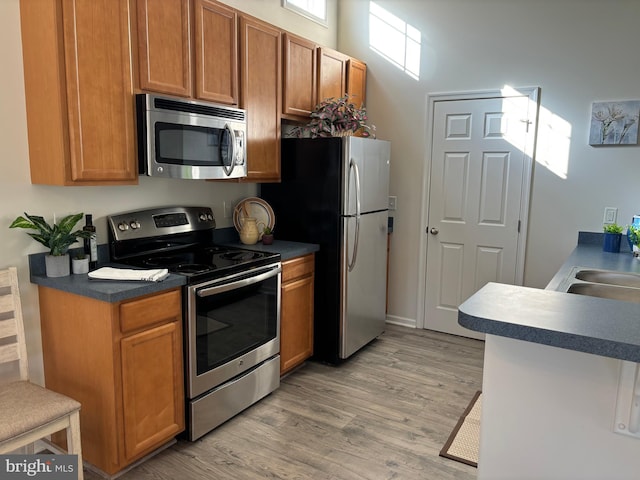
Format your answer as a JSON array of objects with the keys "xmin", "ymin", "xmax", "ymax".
[{"xmin": 517, "ymin": 220, "xmax": 521, "ymax": 233}]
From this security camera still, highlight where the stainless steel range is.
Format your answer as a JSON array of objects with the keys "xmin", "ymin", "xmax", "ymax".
[{"xmin": 107, "ymin": 206, "xmax": 281, "ymax": 441}]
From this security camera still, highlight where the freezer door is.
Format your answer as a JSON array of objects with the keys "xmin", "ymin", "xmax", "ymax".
[
  {"xmin": 340, "ymin": 210, "xmax": 388, "ymax": 358},
  {"xmin": 342, "ymin": 138, "xmax": 391, "ymax": 215}
]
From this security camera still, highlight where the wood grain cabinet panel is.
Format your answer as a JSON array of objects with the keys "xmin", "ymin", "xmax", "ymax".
[
  {"xmin": 136, "ymin": 0, "xmax": 192, "ymax": 97},
  {"xmin": 121, "ymin": 321, "xmax": 184, "ymax": 462},
  {"xmin": 239, "ymin": 14, "xmax": 281, "ymax": 182},
  {"xmin": 20, "ymin": 0, "xmax": 137, "ymax": 185},
  {"xmin": 282, "ymin": 32, "xmax": 317, "ymax": 119},
  {"xmin": 137, "ymin": 0, "xmax": 238, "ymax": 104},
  {"xmin": 317, "ymin": 47, "xmax": 349, "ymax": 103},
  {"xmin": 194, "ymin": 0, "xmax": 238, "ymax": 104},
  {"xmin": 347, "ymin": 58, "xmax": 367, "ymax": 107},
  {"xmin": 38, "ymin": 287, "xmax": 184, "ymax": 476},
  {"xmin": 280, "ymin": 254, "xmax": 315, "ymax": 375}
]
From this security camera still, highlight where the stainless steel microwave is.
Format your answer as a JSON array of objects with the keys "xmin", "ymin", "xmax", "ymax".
[{"xmin": 136, "ymin": 93, "xmax": 247, "ymax": 180}]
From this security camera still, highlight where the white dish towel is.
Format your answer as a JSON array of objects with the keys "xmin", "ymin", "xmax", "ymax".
[{"xmin": 88, "ymin": 267, "xmax": 169, "ymax": 282}]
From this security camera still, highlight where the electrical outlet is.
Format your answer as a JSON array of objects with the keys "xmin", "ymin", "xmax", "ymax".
[
  {"xmin": 388, "ymin": 196, "xmax": 397, "ymax": 211},
  {"xmin": 604, "ymin": 207, "xmax": 617, "ymax": 224},
  {"xmin": 223, "ymin": 201, "xmax": 232, "ymax": 218}
]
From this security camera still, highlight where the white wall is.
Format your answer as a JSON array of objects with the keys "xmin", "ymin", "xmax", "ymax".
[
  {"xmin": 0, "ymin": 0, "xmax": 335, "ymax": 385},
  {"xmin": 480, "ymin": 335, "xmax": 639, "ymax": 479},
  {"xmin": 337, "ymin": 0, "xmax": 640, "ymax": 327}
]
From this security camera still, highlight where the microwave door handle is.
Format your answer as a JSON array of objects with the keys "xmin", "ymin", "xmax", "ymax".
[{"xmin": 221, "ymin": 123, "xmax": 236, "ymax": 177}]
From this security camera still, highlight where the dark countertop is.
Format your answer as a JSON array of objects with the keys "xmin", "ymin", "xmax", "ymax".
[
  {"xmin": 221, "ymin": 239, "xmax": 319, "ymax": 261},
  {"xmin": 28, "ymin": 239, "xmax": 319, "ymax": 303},
  {"xmin": 30, "ymin": 269, "xmax": 187, "ymax": 303},
  {"xmin": 459, "ymin": 232, "xmax": 640, "ymax": 362}
]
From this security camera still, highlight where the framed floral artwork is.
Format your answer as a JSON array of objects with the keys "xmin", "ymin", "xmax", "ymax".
[{"xmin": 589, "ymin": 100, "xmax": 640, "ymax": 145}]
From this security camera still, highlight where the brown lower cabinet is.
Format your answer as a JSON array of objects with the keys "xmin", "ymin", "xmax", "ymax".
[
  {"xmin": 38, "ymin": 287, "xmax": 184, "ymax": 476},
  {"xmin": 280, "ymin": 254, "xmax": 315, "ymax": 375}
]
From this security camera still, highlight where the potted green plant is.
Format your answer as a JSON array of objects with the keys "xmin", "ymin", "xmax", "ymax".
[
  {"xmin": 261, "ymin": 226, "xmax": 274, "ymax": 245},
  {"xmin": 603, "ymin": 223, "xmax": 623, "ymax": 253},
  {"xmin": 9, "ymin": 212, "xmax": 92, "ymax": 277},
  {"xmin": 289, "ymin": 94, "xmax": 375, "ymax": 138},
  {"xmin": 627, "ymin": 225, "xmax": 640, "ymax": 257}
]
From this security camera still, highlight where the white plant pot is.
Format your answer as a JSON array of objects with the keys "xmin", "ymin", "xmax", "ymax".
[
  {"xmin": 45, "ymin": 254, "xmax": 70, "ymax": 277},
  {"xmin": 72, "ymin": 257, "xmax": 89, "ymax": 274}
]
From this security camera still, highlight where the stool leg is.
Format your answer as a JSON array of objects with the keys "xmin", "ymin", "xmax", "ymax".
[{"xmin": 66, "ymin": 411, "xmax": 83, "ymax": 480}]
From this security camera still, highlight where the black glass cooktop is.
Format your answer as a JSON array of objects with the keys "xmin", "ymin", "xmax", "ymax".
[{"xmin": 117, "ymin": 245, "xmax": 279, "ymax": 282}]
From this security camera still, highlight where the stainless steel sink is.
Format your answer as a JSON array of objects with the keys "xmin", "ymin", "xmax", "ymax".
[
  {"xmin": 574, "ymin": 270, "xmax": 640, "ymax": 289},
  {"xmin": 566, "ymin": 283, "xmax": 640, "ymax": 304}
]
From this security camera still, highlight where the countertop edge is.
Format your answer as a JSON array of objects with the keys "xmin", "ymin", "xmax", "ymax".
[
  {"xmin": 459, "ymin": 237, "xmax": 640, "ymax": 362},
  {"xmin": 30, "ymin": 272, "xmax": 187, "ymax": 303},
  {"xmin": 459, "ymin": 290, "xmax": 640, "ymax": 363},
  {"xmin": 28, "ymin": 240, "xmax": 319, "ymax": 302}
]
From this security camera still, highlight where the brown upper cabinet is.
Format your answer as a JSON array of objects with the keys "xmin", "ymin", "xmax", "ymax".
[
  {"xmin": 282, "ymin": 33, "xmax": 317, "ymax": 120},
  {"xmin": 317, "ymin": 47, "xmax": 349, "ymax": 104},
  {"xmin": 285, "ymin": 41, "xmax": 368, "ymax": 121},
  {"xmin": 347, "ymin": 58, "xmax": 367, "ymax": 108},
  {"xmin": 239, "ymin": 14, "xmax": 282, "ymax": 182},
  {"xmin": 20, "ymin": 0, "xmax": 137, "ymax": 186},
  {"xmin": 136, "ymin": 0, "xmax": 238, "ymax": 105}
]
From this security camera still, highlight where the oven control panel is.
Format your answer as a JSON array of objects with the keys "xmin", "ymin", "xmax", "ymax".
[{"xmin": 108, "ymin": 206, "xmax": 216, "ymax": 241}]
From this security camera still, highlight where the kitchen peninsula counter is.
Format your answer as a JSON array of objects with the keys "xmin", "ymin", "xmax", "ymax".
[
  {"xmin": 459, "ymin": 238, "xmax": 640, "ymax": 362},
  {"xmin": 458, "ymin": 234, "xmax": 640, "ymax": 480}
]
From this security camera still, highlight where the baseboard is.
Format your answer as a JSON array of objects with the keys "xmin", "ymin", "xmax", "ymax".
[{"xmin": 385, "ymin": 315, "xmax": 416, "ymax": 329}]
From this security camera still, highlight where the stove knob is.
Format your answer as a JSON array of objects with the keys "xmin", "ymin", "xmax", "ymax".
[
  {"xmin": 118, "ymin": 222, "xmax": 129, "ymax": 231},
  {"xmin": 130, "ymin": 220, "xmax": 141, "ymax": 229},
  {"xmin": 207, "ymin": 213, "xmax": 214, "ymax": 221},
  {"xmin": 199, "ymin": 213, "xmax": 208, "ymax": 221}
]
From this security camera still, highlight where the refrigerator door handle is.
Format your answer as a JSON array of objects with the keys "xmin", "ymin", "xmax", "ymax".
[{"xmin": 348, "ymin": 159, "xmax": 362, "ymax": 272}]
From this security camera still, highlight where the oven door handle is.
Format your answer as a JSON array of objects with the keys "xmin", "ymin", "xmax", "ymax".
[{"xmin": 196, "ymin": 266, "xmax": 281, "ymax": 297}]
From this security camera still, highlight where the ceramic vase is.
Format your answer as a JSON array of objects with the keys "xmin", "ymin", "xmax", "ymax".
[
  {"xmin": 45, "ymin": 254, "xmax": 70, "ymax": 277},
  {"xmin": 239, "ymin": 217, "xmax": 261, "ymax": 245}
]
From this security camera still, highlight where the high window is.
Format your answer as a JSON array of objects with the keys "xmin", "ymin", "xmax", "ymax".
[
  {"xmin": 283, "ymin": 0, "xmax": 327, "ymax": 26},
  {"xmin": 369, "ymin": 1, "xmax": 421, "ymax": 80}
]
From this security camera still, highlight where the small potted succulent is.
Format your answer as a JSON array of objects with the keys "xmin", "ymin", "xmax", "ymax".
[
  {"xmin": 603, "ymin": 223, "xmax": 623, "ymax": 253},
  {"xmin": 71, "ymin": 252, "xmax": 90, "ymax": 275},
  {"xmin": 289, "ymin": 94, "xmax": 375, "ymax": 138},
  {"xmin": 261, "ymin": 226, "xmax": 274, "ymax": 245},
  {"xmin": 9, "ymin": 212, "xmax": 92, "ymax": 277}
]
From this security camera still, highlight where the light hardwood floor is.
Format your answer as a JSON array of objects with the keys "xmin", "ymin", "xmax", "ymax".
[{"xmin": 86, "ymin": 324, "xmax": 484, "ymax": 479}]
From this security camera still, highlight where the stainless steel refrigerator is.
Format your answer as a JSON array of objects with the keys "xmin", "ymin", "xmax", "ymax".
[{"xmin": 261, "ymin": 136, "xmax": 390, "ymax": 363}]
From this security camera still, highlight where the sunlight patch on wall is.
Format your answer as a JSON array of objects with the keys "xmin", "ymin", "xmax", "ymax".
[
  {"xmin": 501, "ymin": 85, "xmax": 570, "ymax": 180},
  {"xmin": 369, "ymin": 1, "xmax": 421, "ymax": 80},
  {"xmin": 534, "ymin": 106, "xmax": 571, "ymax": 180}
]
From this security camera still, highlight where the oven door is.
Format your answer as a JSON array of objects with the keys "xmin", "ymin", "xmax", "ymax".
[{"xmin": 186, "ymin": 263, "xmax": 281, "ymax": 399}]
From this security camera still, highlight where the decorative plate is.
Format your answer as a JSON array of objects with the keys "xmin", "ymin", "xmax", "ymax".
[{"xmin": 233, "ymin": 197, "xmax": 276, "ymax": 234}]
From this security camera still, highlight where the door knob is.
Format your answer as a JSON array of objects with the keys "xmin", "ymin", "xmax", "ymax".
[{"xmin": 430, "ymin": 227, "xmax": 439, "ymax": 235}]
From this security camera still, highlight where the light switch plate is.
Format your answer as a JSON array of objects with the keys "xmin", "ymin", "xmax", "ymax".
[
  {"xmin": 604, "ymin": 207, "xmax": 617, "ymax": 224},
  {"xmin": 388, "ymin": 196, "xmax": 397, "ymax": 211},
  {"xmin": 223, "ymin": 201, "xmax": 232, "ymax": 218}
]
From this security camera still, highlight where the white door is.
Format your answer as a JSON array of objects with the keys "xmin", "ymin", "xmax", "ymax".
[{"xmin": 424, "ymin": 93, "xmax": 536, "ymax": 338}]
